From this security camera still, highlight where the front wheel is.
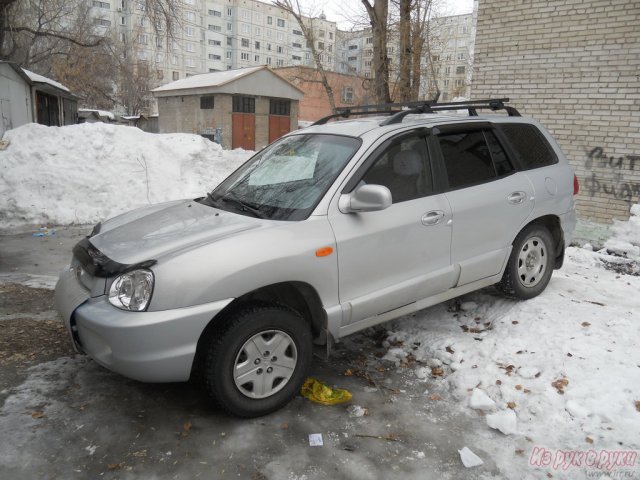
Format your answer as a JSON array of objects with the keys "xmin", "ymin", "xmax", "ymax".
[
  {"xmin": 203, "ymin": 302, "xmax": 312, "ymax": 418},
  {"xmin": 497, "ymin": 224, "xmax": 555, "ymax": 299}
]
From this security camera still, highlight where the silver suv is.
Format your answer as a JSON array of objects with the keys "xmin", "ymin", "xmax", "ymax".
[{"xmin": 55, "ymin": 99, "xmax": 577, "ymax": 417}]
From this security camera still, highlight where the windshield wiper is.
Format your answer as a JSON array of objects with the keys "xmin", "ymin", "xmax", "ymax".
[{"xmin": 220, "ymin": 194, "xmax": 264, "ymax": 218}]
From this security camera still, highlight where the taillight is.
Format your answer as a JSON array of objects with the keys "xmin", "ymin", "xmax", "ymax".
[{"xmin": 573, "ymin": 174, "xmax": 579, "ymax": 195}]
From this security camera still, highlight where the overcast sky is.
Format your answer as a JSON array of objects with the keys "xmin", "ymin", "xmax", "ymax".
[{"xmin": 276, "ymin": 0, "xmax": 475, "ymax": 30}]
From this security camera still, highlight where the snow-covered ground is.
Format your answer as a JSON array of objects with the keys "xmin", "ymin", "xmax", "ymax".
[
  {"xmin": 1, "ymin": 123, "xmax": 639, "ymax": 477},
  {"xmin": 0, "ymin": 123, "xmax": 252, "ymax": 230}
]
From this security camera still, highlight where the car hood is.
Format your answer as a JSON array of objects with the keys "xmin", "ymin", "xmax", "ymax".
[{"xmin": 89, "ymin": 199, "xmax": 265, "ymax": 265}]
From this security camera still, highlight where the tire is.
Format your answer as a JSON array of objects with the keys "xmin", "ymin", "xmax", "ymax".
[
  {"xmin": 203, "ymin": 301, "xmax": 312, "ymax": 418},
  {"xmin": 497, "ymin": 224, "xmax": 555, "ymax": 300}
]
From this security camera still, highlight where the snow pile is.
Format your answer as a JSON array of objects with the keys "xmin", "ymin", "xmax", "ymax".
[
  {"xmin": 604, "ymin": 204, "xmax": 640, "ymax": 261},
  {"xmin": 0, "ymin": 123, "xmax": 252, "ymax": 230},
  {"xmin": 381, "ymin": 247, "xmax": 640, "ymax": 477}
]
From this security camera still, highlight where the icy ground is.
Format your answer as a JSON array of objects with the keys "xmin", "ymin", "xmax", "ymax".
[{"xmin": 1, "ymin": 123, "xmax": 639, "ymax": 477}]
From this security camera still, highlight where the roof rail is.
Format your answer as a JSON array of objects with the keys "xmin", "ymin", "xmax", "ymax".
[
  {"xmin": 380, "ymin": 98, "xmax": 519, "ymax": 126},
  {"xmin": 310, "ymin": 98, "xmax": 520, "ymax": 126}
]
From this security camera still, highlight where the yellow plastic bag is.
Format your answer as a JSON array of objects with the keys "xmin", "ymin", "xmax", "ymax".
[{"xmin": 300, "ymin": 377, "xmax": 352, "ymax": 405}]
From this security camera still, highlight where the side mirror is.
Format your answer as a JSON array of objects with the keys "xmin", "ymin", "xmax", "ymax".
[{"xmin": 339, "ymin": 184, "xmax": 392, "ymax": 213}]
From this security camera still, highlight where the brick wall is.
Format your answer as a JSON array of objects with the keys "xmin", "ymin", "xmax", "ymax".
[{"xmin": 472, "ymin": 0, "xmax": 640, "ymax": 223}]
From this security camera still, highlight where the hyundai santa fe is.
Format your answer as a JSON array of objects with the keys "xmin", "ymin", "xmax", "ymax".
[{"xmin": 55, "ymin": 98, "xmax": 578, "ymax": 417}]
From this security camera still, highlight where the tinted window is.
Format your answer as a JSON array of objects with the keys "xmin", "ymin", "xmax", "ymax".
[
  {"xmin": 362, "ymin": 134, "xmax": 432, "ymax": 203},
  {"xmin": 500, "ymin": 124, "xmax": 558, "ymax": 170},
  {"xmin": 485, "ymin": 130, "xmax": 514, "ymax": 176},
  {"xmin": 439, "ymin": 131, "xmax": 495, "ymax": 189}
]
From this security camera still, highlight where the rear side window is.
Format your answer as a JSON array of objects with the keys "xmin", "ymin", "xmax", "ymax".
[
  {"xmin": 499, "ymin": 124, "xmax": 558, "ymax": 170},
  {"xmin": 438, "ymin": 130, "xmax": 496, "ymax": 189}
]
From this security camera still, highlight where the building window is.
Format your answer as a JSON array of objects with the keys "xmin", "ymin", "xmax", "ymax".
[
  {"xmin": 226, "ymin": 51, "xmax": 232, "ymax": 59},
  {"xmin": 292, "ymin": 29, "xmax": 302, "ymax": 36},
  {"xmin": 456, "ymin": 66, "xmax": 465, "ymax": 74},
  {"xmin": 233, "ymin": 96, "xmax": 255, "ymax": 113},
  {"xmin": 276, "ymin": 59, "xmax": 284, "ymax": 67},
  {"xmin": 255, "ymin": 27, "xmax": 261, "ymax": 36},
  {"xmin": 92, "ymin": 1, "xmax": 110, "ymax": 9},
  {"xmin": 227, "ymin": 23, "xmax": 232, "ymax": 31},
  {"xmin": 329, "ymin": 32, "xmax": 333, "ymax": 40},
  {"xmin": 172, "ymin": 71, "xmax": 179, "ymax": 80},
  {"xmin": 342, "ymin": 86, "xmax": 354, "ymax": 103},
  {"xmin": 138, "ymin": 34, "xmax": 148, "ymax": 44},
  {"xmin": 444, "ymin": 79, "xmax": 449, "ymax": 87},
  {"xmin": 455, "ymin": 79, "xmax": 464, "ymax": 87},
  {"xmin": 445, "ymin": 66, "xmax": 450, "ymax": 74},
  {"xmin": 432, "ymin": 54, "xmax": 440, "ymax": 62},
  {"xmin": 457, "ymin": 52, "xmax": 465, "ymax": 60},
  {"xmin": 317, "ymin": 41, "xmax": 324, "ymax": 50},
  {"xmin": 241, "ymin": 23, "xmax": 250, "ymax": 34},
  {"xmin": 209, "ymin": 39, "xmax": 221, "ymax": 46},
  {"xmin": 348, "ymin": 56, "xmax": 357, "ymax": 61},
  {"xmin": 208, "ymin": 24, "xmax": 221, "ymax": 32},
  {"xmin": 266, "ymin": 57, "xmax": 271, "ymax": 65},
  {"xmin": 241, "ymin": 38, "xmax": 249, "ymax": 48},
  {"xmin": 186, "ymin": 42, "xmax": 195, "ymax": 52},
  {"xmin": 96, "ymin": 18, "xmax": 111, "ymax": 27},
  {"xmin": 348, "ymin": 45, "xmax": 357, "ymax": 50},
  {"xmin": 267, "ymin": 43, "xmax": 271, "ymax": 51},
  {"xmin": 241, "ymin": 52, "xmax": 249, "ymax": 60},
  {"xmin": 156, "ymin": 53, "xmax": 163, "ymax": 62},
  {"xmin": 267, "ymin": 16, "xmax": 272, "ymax": 25},
  {"xmin": 227, "ymin": 37, "xmax": 232, "ymax": 46},
  {"xmin": 292, "ymin": 42, "xmax": 301, "ymax": 48},
  {"xmin": 277, "ymin": 18, "xmax": 285, "ymax": 28},
  {"xmin": 292, "ymin": 55, "xmax": 301, "ymax": 60},
  {"xmin": 200, "ymin": 96, "xmax": 215, "ymax": 109},
  {"xmin": 209, "ymin": 54, "xmax": 222, "ymax": 60},
  {"xmin": 185, "ymin": 26, "xmax": 195, "ymax": 37},
  {"xmin": 255, "ymin": 41, "xmax": 260, "ymax": 49},
  {"xmin": 157, "ymin": 69, "xmax": 164, "ymax": 79},
  {"xmin": 277, "ymin": 32, "xmax": 284, "ymax": 42},
  {"xmin": 185, "ymin": 57, "xmax": 196, "ymax": 68},
  {"xmin": 277, "ymin": 45, "xmax": 284, "ymax": 53},
  {"xmin": 119, "ymin": 16, "xmax": 125, "ymax": 25},
  {"xmin": 269, "ymin": 99, "xmax": 290, "ymax": 116},
  {"xmin": 171, "ymin": 54, "xmax": 178, "ymax": 65},
  {"xmin": 227, "ymin": 7, "xmax": 232, "ymax": 16},
  {"xmin": 172, "ymin": 40, "xmax": 178, "ymax": 50},
  {"xmin": 185, "ymin": 11, "xmax": 195, "ymax": 22},
  {"xmin": 210, "ymin": 9, "xmax": 221, "ymax": 17},
  {"xmin": 241, "ymin": 9, "xmax": 250, "ymax": 19},
  {"xmin": 366, "ymin": 37, "xmax": 373, "ymax": 44}
]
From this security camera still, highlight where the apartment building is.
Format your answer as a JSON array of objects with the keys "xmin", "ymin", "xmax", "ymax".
[{"xmin": 89, "ymin": 0, "xmax": 475, "ymax": 110}]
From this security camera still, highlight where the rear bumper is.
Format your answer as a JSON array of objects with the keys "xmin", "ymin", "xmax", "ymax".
[{"xmin": 55, "ymin": 267, "xmax": 233, "ymax": 382}]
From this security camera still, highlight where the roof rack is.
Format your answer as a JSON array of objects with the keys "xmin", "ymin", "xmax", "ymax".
[{"xmin": 310, "ymin": 98, "xmax": 520, "ymax": 126}]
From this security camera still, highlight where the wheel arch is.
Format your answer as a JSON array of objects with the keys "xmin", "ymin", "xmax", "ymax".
[
  {"xmin": 519, "ymin": 214, "xmax": 565, "ymax": 269},
  {"xmin": 190, "ymin": 281, "xmax": 326, "ymax": 381}
]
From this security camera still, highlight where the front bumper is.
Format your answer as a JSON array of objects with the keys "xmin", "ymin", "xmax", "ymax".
[{"xmin": 55, "ymin": 267, "xmax": 233, "ymax": 383}]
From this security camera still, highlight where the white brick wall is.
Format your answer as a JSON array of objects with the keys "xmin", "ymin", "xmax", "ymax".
[{"xmin": 472, "ymin": 0, "xmax": 640, "ymax": 223}]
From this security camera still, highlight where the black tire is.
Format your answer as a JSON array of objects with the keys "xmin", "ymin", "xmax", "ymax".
[
  {"xmin": 497, "ymin": 224, "xmax": 555, "ymax": 300},
  {"xmin": 203, "ymin": 301, "xmax": 312, "ymax": 418}
]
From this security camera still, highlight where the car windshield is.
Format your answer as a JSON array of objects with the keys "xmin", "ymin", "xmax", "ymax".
[{"xmin": 202, "ymin": 133, "xmax": 361, "ymax": 220}]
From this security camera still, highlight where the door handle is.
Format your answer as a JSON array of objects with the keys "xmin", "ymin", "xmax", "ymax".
[
  {"xmin": 507, "ymin": 191, "xmax": 526, "ymax": 204},
  {"xmin": 421, "ymin": 210, "xmax": 445, "ymax": 226}
]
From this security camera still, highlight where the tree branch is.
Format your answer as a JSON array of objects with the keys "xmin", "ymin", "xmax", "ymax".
[{"xmin": 6, "ymin": 26, "xmax": 103, "ymax": 47}]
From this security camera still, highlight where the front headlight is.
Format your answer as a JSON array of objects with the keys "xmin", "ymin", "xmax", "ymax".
[{"xmin": 108, "ymin": 269, "xmax": 154, "ymax": 311}]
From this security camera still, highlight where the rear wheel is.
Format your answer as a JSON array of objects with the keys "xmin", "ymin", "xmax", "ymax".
[
  {"xmin": 203, "ymin": 302, "xmax": 312, "ymax": 418},
  {"xmin": 497, "ymin": 224, "xmax": 555, "ymax": 299}
]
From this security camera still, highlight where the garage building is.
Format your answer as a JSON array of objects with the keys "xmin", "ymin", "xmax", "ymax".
[{"xmin": 152, "ymin": 66, "xmax": 303, "ymax": 150}]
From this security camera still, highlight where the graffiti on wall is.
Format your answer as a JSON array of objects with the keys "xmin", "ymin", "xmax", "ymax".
[{"xmin": 583, "ymin": 147, "xmax": 640, "ymax": 204}]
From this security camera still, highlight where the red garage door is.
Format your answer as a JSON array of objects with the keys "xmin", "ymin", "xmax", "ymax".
[
  {"xmin": 232, "ymin": 96, "xmax": 256, "ymax": 150},
  {"xmin": 268, "ymin": 99, "xmax": 291, "ymax": 144}
]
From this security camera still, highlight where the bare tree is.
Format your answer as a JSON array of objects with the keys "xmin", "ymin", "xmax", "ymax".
[
  {"xmin": 360, "ymin": 0, "xmax": 391, "ymax": 105},
  {"xmin": 275, "ymin": 0, "xmax": 336, "ymax": 112}
]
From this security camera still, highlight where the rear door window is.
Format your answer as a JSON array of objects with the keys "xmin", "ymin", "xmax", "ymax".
[
  {"xmin": 437, "ymin": 129, "xmax": 514, "ymax": 190},
  {"xmin": 499, "ymin": 124, "xmax": 558, "ymax": 170}
]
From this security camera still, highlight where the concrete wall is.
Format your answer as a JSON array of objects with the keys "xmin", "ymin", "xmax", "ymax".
[
  {"xmin": 0, "ymin": 64, "xmax": 33, "ymax": 136},
  {"xmin": 472, "ymin": 0, "xmax": 640, "ymax": 223}
]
